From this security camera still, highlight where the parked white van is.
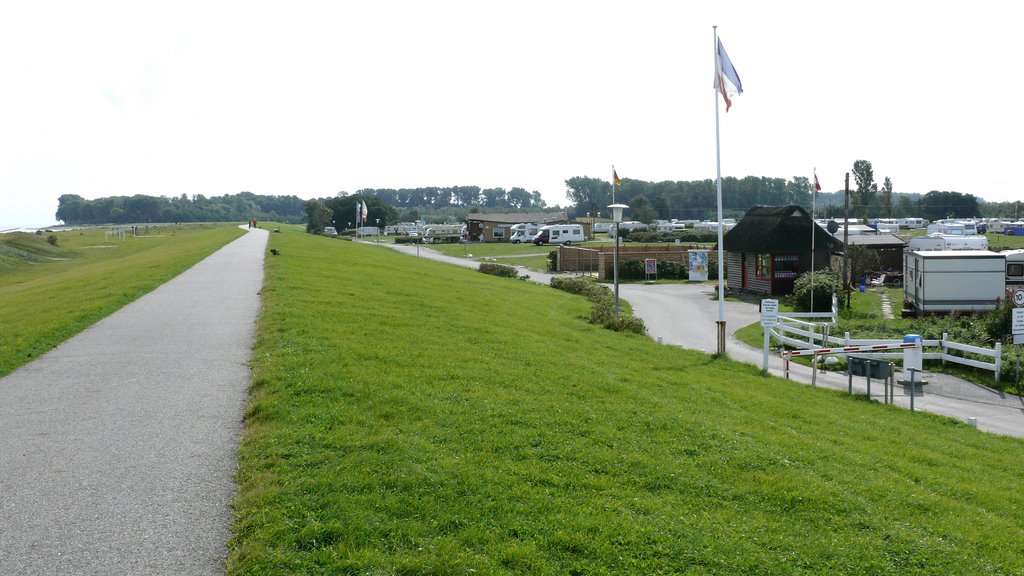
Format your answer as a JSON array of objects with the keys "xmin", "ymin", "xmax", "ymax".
[
  {"xmin": 509, "ymin": 223, "xmax": 541, "ymax": 244},
  {"xmin": 533, "ymin": 224, "xmax": 584, "ymax": 245}
]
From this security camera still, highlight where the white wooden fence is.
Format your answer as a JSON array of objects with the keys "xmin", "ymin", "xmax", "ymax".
[{"xmin": 769, "ymin": 314, "xmax": 1003, "ymax": 382}]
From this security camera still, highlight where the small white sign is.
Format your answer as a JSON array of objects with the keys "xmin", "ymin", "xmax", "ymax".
[
  {"xmin": 761, "ymin": 299, "xmax": 779, "ymax": 327},
  {"xmin": 1013, "ymin": 289, "xmax": 1024, "ymax": 308},
  {"xmin": 1013, "ymin": 307, "xmax": 1024, "ymax": 336}
]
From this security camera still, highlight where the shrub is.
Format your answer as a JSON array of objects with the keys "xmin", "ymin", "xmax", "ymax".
[
  {"xmin": 46, "ymin": 234, "xmax": 59, "ymax": 246},
  {"xmin": 547, "ymin": 249, "xmax": 558, "ymax": 271},
  {"xmin": 551, "ymin": 276, "xmax": 607, "ymax": 299},
  {"xmin": 394, "ymin": 236, "xmax": 423, "ymax": 245},
  {"xmin": 981, "ymin": 299, "xmax": 1014, "ymax": 343},
  {"xmin": 551, "ymin": 276, "xmax": 646, "ymax": 335},
  {"xmin": 478, "ymin": 262, "xmax": 519, "ymax": 278},
  {"xmin": 792, "ymin": 269, "xmax": 838, "ymax": 312},
  {"xmin": 616, "ymin": 259, "xmax": 689, "ymax": 280}
]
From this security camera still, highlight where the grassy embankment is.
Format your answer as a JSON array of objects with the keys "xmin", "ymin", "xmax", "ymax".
[
  {"xmin": 230, "ymin": 225, "xmax": 1024, "ymax": 574},
  {"xmin": 0, "ymin": 224, "xmax": 245, "ymax": 377}
]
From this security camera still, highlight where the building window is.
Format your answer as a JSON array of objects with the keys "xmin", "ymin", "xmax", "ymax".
[
  {"xmin": 492, "ymin": 227, "xmax": 505, "ymax": 239},
  {"xmin": 755, "ymin": 253, "xmax": 770, "ymax": 277}
]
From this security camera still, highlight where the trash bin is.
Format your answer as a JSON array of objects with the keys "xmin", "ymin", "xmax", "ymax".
[
  {"xmin": 859, "ymin": 284, "xmax": 865, "ymax": 292},
  {"xmin": 847, "ymin": 356, "xmax": 866, "ymax": 377},
  {"xmin": 866, "ymin": 359, "xmax": 891, "ymax": 379}
]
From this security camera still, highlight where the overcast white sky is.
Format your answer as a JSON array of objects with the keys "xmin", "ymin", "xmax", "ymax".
[{"xmin": 2, "ymin": 1, "xmax": 1021, "ymax": 229}]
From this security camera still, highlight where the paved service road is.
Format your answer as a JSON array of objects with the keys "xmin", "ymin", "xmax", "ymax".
[
  {"xmin": 0, "ymin": 227, "xmax": 267, "ymax": 575},
  {"xmin": 619, "ymin": 282, "xmax": 759, "ymax": 354}
]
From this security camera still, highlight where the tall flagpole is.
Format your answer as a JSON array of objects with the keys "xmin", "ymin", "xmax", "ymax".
[
  {"xmin": 713, "ymin": 25, "xmax": 726, "ymax": 355},
  {"xmin": 810, "ymin": 169, "xmax": 817, "ymax": 313},
  {"xmin": 611, "ymin": 164, "xmax": 617, "ymax": 205}
]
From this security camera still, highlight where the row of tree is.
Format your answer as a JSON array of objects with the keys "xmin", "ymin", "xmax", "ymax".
[
  {"xmin": 303, "ymin": 195, "xmax": 400, "ymax": 233},
  {"xmin": 55, "ymin": 193, "xmax": 308, "ymax": 225},
  {"xmin": 348, "ymin": 186, "xmax": 547, "ymax": 210},
  {"xmin": 565, "ymin": 159, "xmax": 1018, "ymax": 223}
]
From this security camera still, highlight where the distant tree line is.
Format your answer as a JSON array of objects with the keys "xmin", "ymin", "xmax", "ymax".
[
  {"xmin": 566, "ymin": 159, "xmax": 1011, "ymax": 223},
  {"xmin": 351, "ymin": 186, "xmax": 547, "ymax": 210},
  {"xmin": 55, "ymin": 192, "xmax": 307, "ymax": 225},
  {"xmin": 564, "ymin": 175, "xmax": 814, "ymax": 222}
]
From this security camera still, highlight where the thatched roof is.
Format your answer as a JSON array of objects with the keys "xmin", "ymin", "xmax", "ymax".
[
  {"xmin": 465, "ymin": 212, "xmax": 567, "ymax": 224},
  {"xmin": 722, "ymin": 205, "xmax": 843, "ymax": 253}
]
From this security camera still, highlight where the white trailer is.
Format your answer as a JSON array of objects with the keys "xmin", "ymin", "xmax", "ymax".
[
  {"xmin": 903, "ymin": 250, "xmax": 1006, "ymax": 314},
  {"xmin": 655, "ymin": 222, "xmax": 688, "ymax": 233},
  {"xmin": 1004, "ymin": 249, "xmax": 1024, "ymax": 289},
  {"xmin": 908, "ymin": 234, "xmax": 988, "ymax": 251}
]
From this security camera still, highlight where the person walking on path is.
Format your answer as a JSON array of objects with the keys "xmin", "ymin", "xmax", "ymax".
[{"xmin": 0, "ymin": 226, "xmax": 268, "ymax": 575}]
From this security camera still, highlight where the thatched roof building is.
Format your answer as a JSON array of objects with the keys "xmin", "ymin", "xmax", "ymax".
[{"xmin": 722, "ymin": 205, "xmax": 843, "ymax": 295}]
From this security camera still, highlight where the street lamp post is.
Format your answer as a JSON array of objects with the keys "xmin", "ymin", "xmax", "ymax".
[
  {"xmin": 608, "ymin": 203, "xmax": 628, "ymax": 317},
  {"xmin": 376, "ymin": 219, "xmax": 380, "ymax": 245}
]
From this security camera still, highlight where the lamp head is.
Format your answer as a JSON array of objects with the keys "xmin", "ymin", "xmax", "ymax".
[{"xmin": 607, "ymin": 204, "xmax": 628, "ymax": 223}]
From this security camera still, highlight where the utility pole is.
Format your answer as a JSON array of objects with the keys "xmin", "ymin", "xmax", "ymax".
[{"xmin": 842, "ymin": 172, "xmax": 851, "ymax": 309}]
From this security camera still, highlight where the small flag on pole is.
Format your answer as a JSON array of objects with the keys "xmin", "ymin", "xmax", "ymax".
[
  {"xmin": 613, "ymin": 168, "xmax": 622, "ymax": 187},
  {"xmin": 814, "ymin": 172, "xmax": 822, "ymax": 192},
  {"xmin": 716, "ymin": 38, "xmax": 743, "ymax": 112},
  {"xmin": 362, "ymin": 200, "xmax": 368, "ymax": 222}
]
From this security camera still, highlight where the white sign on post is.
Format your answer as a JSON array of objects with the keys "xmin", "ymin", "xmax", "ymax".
[
  {"xmin": 1013, "ymin": 308, "xmax": 1024, "ymax": 344},
  {"xmin": 761, "ymin": 299, "xmax": 779, "ymax": 370},
  {"xmin": 761, "ymin": 299, "xmax": 779, "ymax": 327}
]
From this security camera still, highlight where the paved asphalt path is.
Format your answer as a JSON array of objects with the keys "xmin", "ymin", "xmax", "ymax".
[
  {"xmin": 0, "ymin": 226, "xmax": 267, "ymax": 575},
  {"xmin": 386, "ymin": 242, "xmax": 1024, "ymax": 438}
]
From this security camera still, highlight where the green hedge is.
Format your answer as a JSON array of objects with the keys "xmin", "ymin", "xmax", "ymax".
[
  {"xmin": 623, "ymin": 230, "xmax": 718, "ymax": 244},
  {"xmin": 394, "ymin": 236, "xmax": 423, "ymax": 244},
  {"xmin": 550, "ymin": 276, "xmax": 646, "ymax": 334},
  {"xmin": 618, "ymin": 259, "xmax": 689, "ymax": 280},
  {"xmin": 478, "ymin": 262, "xmax": 520, "ymax": 278}
]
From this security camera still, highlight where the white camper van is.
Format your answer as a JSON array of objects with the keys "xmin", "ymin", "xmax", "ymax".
[
  {"xmin": 533, "ymin": 224, "xmax": 584, "ymax": 246},
  {"xmin": 509, "ymin": 223, "xmax": 541, "ymax": 244}
]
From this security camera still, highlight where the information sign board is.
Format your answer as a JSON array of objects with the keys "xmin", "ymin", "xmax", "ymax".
[{"xmin": 761, "ymin": 299, "xmax": 779, "ymax": 327}]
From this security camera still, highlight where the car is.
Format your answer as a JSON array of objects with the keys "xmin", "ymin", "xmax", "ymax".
[{"xmin": 323, "ymin": 226, "xmax": 338, "ymax": 237}]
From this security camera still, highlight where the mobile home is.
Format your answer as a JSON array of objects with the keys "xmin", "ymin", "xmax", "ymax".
[
  {"xmin": 508, "ymin": 223, "xmax": 541, "ymax": 244},
  {"xmin": 903, "ymin": 250, "xmax": 1006, "ymax": 314},
  {"xmin": 1005, "ymin": 249, "xmax": 1024, "ymax": 289},
  {"xmin": 898, "ymin": 217, "xmax": 927, "ymax": 229},
  {"xmin": 533, "ymin": 224, "xmax": 584, "ymax": 245},
  {"xmin": 908, "ymin": 234, "xmax": 988, "ymax": 251},
  {"xmin": 655, "ymin": 221, "xmax": 689, "ymax": 233}
]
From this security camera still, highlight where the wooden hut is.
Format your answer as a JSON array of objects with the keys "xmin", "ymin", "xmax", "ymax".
[{"xmin": 722, "ymin": 205, "xmax": 843, "ymax": 295}]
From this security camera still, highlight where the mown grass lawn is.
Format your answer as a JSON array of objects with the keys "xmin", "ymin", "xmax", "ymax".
[
  {"xmin": 230, "ymin": 226, "xmax": 1024, "ymax": 575},
  {"xmin": 428, "ymin": 242, "xmax": 555, "ymax": 258},
  {"xmin": 0, "ymin": 224, "xmax": 245, "ymax": 376}
]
